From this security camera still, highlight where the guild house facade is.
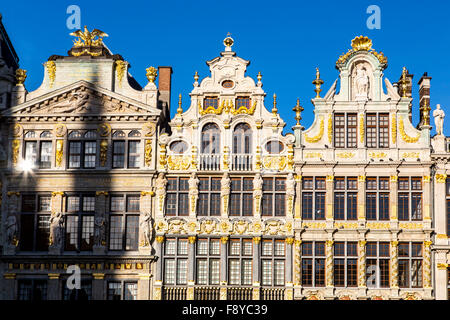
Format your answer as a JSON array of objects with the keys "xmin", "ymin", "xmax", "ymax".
[{"xmin": 0, "ymin": 19, "xmax": 449, "ymax": 300}]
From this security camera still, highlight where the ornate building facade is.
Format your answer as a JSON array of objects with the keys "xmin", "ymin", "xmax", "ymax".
[
  {"xmin": 0, "ymin": 24, "xmax": 170, "ymax": 300},
  {"xmin": 0, "ymin": 20, "xmax": 449, "ymax": 300}
]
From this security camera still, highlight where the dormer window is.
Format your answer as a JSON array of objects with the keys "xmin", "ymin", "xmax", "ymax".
[
  {"xmin": 204, "ymin": 97, "xmax": 218, "ymax": 109},
  {"xmin": 236, "ymin": 97, "xmax": 250, "ymax": 109}
]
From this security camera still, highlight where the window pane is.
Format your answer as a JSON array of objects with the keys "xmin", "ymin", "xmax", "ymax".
[
  {"xmin": 36, "ymin": 215, "xmax": 50, "ymax": 251},
  {"xmin": 67, "ymin": 196, "xmax": 80, "ymax": 212},
  {"xmin": 124, "ymin": 283, "xmax": 137, "ymax": 300},
  {"xmin": 40, "ymin": 141, "xmax": 52, "ymax": 168},
  {"xmin": 113, "ymin": 141, "xmax": 125, "ymax": 168},
  {"xmin": 262, "ymin": 260, "xmax": 273, "ymax": 286},
  {"xmin": 83, "ymin": 197, "xmax": 95, "ymax": 211},
  {"xmin": 69, "ymin": 142, "xmax": 81, "ymax": 168},
  {"xmin": 109, "ymin": 216, "xmax": 123, "ymax": 250},
  {"xmin": 128, "ymin": 141, "xmax": 140, "ymax": 168},
  {"xmin": 164, "ymin": 259, "xmax": 175, "ymax": 285},
  {"xmin": 210, "ymin": 259, "xmax": 220, "ymax": 285},
  {"xmin": 177, "ymin": 259, "xmax": 187, "ymax": 285},
  {"xmin": 25, "ymin": 141, "xmax": 37, "ymax": 166},
  {"xmin": 165, "ymin": 239, "xmax": 176, "ymax": 255},
  {"xmin": 127, "ymin": 196, "xmax": 140, "ymax": 212},
  {"xmin": 229, "ymin": 260, "xmax": 240, "ymax": 285},
  {"xmin": 84, "ymin": 142, "xmax": 96, "ymax": 168},
  {"xmin": 65, "ymin": 216, "xmax": 79, "ymax": 251},
  {"xmin": 274, "ymin": 260, "xmax": 285, "ymax": 286},
  {"xmin": 197, "ymin": 260, "xmax": 208, "ymax": 285},
  {"xmin": 111, "ymin": 196, "xmax": 125, "ymax": 212},
  {"xmin": 80, "ymin": 215, "xmax": 94, "ymax": 251},
  {"xmin": 262, "ymin": 241, "xmax": 273, "ymax": 256},
  {"xmin": 178, "ymin": 239, "xmax": 188, "ymax": 255},
  {"xmin": 125, "ymin": 215, "xmax": 139, "ymax": 250},
  {"xmin": 38, "ymin": 196, "xmax": 51, "ymax": 212}
]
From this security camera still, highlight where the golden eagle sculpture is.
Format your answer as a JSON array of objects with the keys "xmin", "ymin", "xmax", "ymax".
[{"xmin": 70, "ymin": 26, "xmax": 108, "ymax": 47}]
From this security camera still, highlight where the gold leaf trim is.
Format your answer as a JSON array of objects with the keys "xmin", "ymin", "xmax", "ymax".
[
  {"xmin": 399, "ymin": 117, "xmax": 420, "ymax": 143},
  {"xmin": 304, "ymin": 116, "xmax": 324, "ymax": 143}
]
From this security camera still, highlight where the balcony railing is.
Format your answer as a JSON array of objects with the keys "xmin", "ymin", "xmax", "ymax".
[
  {"xmin": 231, "ymin": 154, "xmax": 253, "ymax": 171},
  {"xmin": 162, "ymin": 286, "xmax": 187, "ymax": 300},
  {"xmin": 261, "ymin": 288, "xmax": 285, "ymax": 300},
  {"xmin": 227, "ymin": 287, "xmax": 253, "ymax": 300},
  {"xmin": 199, "ymin": 154, "xmax": 221, "ymax": 171},
  {"xmin": 194, "ymin": 286, "xmax": 220, "ymax": 300}
]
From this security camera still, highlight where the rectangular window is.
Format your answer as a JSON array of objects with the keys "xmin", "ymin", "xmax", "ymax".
[
  {"xmin": 195, "ymin": 238, "xmax": 220, "ymax": 285},
  {"xmin": 68, "ymin": 141, "xmax": 81, "ymax": 168},
  {"xmin": 17, "ymin": 280, "xmax": 47, "ymax": 300},
  {"xmin": 334, "ymin": 113, "xmax": 345, "ymax": 148},
  {"xmin": 366, "ymin": 113, "xmax": 389, "ymax": 148},
  {"xmin": 25, "ymin": 141, "xmax": 37, "ymax": 166},
  {"xmin": 113, "ymin": 141, "xmax": 125, "ymax": 168},
  {"xmin": 165, "ymin": 178, "xmax": 189, "ymax": 216},
  {"xmin": 261, "ymin": 239, "xmax": 286, "ymax": 287},
  {"xmin": 262, "ymin": 178, "xmax": 285, "ymax": 217},
  {"xmin": 333, "ymin": 177, "xmax": 357, "ymax": 220},
  {"xmin": 347, "ymin": 114, "xmax": 357, "ymax": 148},
  {"xmin": 398, "ymin": 177, "xmax": 423, "ymax": 221},
  {"xmin": 333, "ymin": 242, "xmax": 358, "ymax": 287},
  {"xmin": 198, "ymin": 177, "xmax": 221, "ymax": 216},
  {"xmin": 366, "ymin": 242, "xmax": 390, "ymax": 288},
  {"xmin": 163, "ymin": 238, "xmax": 188, "ymax": 285},
  {"xmin": 108, "ymin": 194, "xmax": 140, "ymax": 251},
  {"xmin": 228, "ymin": 238, "xmax": 253, "ymax": 285},
  {"xmin": 301, "ymin": 241, "xmax": 325, "ymax": 287},
  {"xmin": 379, "ymin": 114, "xmax": 389, "ymax": 148},
  {"xmin": 398, "ymin": 242, "xmax": 423, "ymax": 288},
  {"xmin": 39, "ymin": 141, "xmax": 52, "ymax": 168},
  {"xmin": 128, "ymin": 141, "xmax": 140, "ymax": 168},
  {"xmin": 83, "ymin": 141, "xmax": 96, "ymax": 168}
]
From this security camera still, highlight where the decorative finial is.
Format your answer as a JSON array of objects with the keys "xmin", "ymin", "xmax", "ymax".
[
  {"xmin": 15, "ymin": 69, "xmax": 27, "ymax": 85},
  {"xmin": 312, "ymin": 67, "xmax": 324, "ymax": 98},
  {"xmin": 223, "ymin": 33, "xmax": 234, "ymax": 52},
  {"xmin": 400, "ymin": 67, "xmax": 408, "ymax": 98},
  {"xmin": 146, "ymin": 67, "xmax": 158, "ymax": 83},
  {"xmin": 272, "ymin": 93, "xmax": 278, "ymax": 115},
  {"xmin": 194, "ymin": 71, "xmax": 199, "ymax": 82},
  {"xmin": 421, "ymin": 99, "xmax": 431, "ymax": 126},
  {"xmin": 292, "ymin": 98, "xmax": 304, "ymax": 126},
  {"xmin": 257, "ymin": 71, "xmax": 262, "ymax": 81},
  {"xmin": 177, "ymin": 94, "xmax": 183, "ymax": 115}
]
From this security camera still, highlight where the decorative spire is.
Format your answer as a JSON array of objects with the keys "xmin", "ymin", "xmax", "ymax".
[
  {"xmin": 177, "ymin": 94, "xmax": 183, "ymax": 115},
  {"xmin": 15, "ymin": 69, "xmax": 27, "ymax": 85},
  {"xmin": 146, "ymin": 66, "xmax": 158, "ymax": 83},
  {"xmin": 400, "ymin": 67, "xmax": 408, "ymax": 98},
  {"xmin": 421, "ymin": 100, "xmax": 431, "ymax": 126},
  {"xmin": 312, "ymin": 67, "xmax": 324, "ymax": 98},
  {"xmin": 292, "ymin": 98, "xmax": 304, "ymax": 126},
  {"xmin": 272, "ymin": 93, "xmax": 278, "ymax": 115},
  {"xmin": 193, "ymin": 71, "xmax": 199, "ymax": 87},
  {"xmin": 223, "ymin": 33, "xmax": 234, "ymax": 52},
  {"xmin": 257, "ymin": 71, "xmax": 262, "ymax": 86}
]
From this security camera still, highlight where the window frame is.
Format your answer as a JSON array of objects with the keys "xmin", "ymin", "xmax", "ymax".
[
  {"xmin": 365, "ymin": 177, "xmax": 390, "ymax": 221},
  {"xmin": 228, "ymin": 238, "xmax": 253, "ymax": 286},
  {"xmin": 301, "ymin": 177, "xmax": 326, "ymax": 220},
  {"xmin": 108, "ymin": 194, "xmax": 140, "ymax": 251},
  {"xmin": 23, "ymin": 130, "xmax": 53, "ymax": 169},
  {"xmin": 333, "ymin": 177, "xmax": 358, "ymax": 220},
  {"xmin": 165, "ymin": 177, "xmax": 189, "ymax": 216},
  {"xmin": 333, "ymin": 241, "xmax": 358, "ymax": 288},
  {"xmin": 195, "ymin": 238, "xmax": 221, "ymax": 285},
  {"xmin": 301, "ymin": 241, "xmax": 326, "ymax": 287},
  {"xmin": 262, "ymin": 177, "xmax": 286, "ymax": 217},
  {"xmin": 229, "ymin": 177, "xmax": 253, "ymax": 217},
  {"xmin": 365, "ymin": 242, "xmax": 390, "ymax": 288},
  {"xmin": 163, "ymin": 238, "xmax": 189, "ymax": 285},
  {"xmin": 261, "ymin": 239, "xmax": 286, "ymax": 287},
  {"xmin": 398, "ymin": 177, "xmax": 423, "ymax": 221},
  {"xmin": 64, "ymin": 194, "xmax": 96, "ymax": 251}
]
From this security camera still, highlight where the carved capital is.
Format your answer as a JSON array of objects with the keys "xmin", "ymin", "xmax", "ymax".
[
  {"xmin": 188, "ymin": 236, "xmax": 197, "ymax": 244},
  {"xmin": 220, "ymin": 236, "xmax": 229, "ymax": 244},
  {"xmin": 253, "ymin": 237, "xmax": 261, "ymax": 244},
  {"xmin": 285, "ymin": 237, "xmax": 294, "ymax": 245},
  {"xmin": 156, "ymin": 236, "xmax": 165, "ymax": 243}
]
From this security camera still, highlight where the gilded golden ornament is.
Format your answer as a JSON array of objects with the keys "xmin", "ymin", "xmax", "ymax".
[
  {"xmin": 304, "ymin": 116, "xmax": 324, "ymax": 143},
  {"xmin": 337, "ymin": 35, "xmax": 387, "ymax": 65},
  {"xmin": 369, "ymin": 152, "xmax": 387, "ymax": 159},
  {"xmin": 100, "ymin": 140, "xmax": 108, "ymax": 166},
  {"xmin": 167, "ymin": 155, "xmax": 190, "ymax": 170},
  {"xmin": 46, "ymin": 61, "xmax": 56, "ymax": 87},
  {"xmin": 144, "ymin": 140, "xmax": 152, "ymax": 167},
  {"xmin": 359, "ymin": 114, "xmax": 364, "ymax": 143},
  {"xmin": 146, "ymin": 66, "xmax": 158, "ymax": 83},
  {"xmin": 292, "ymin": 98, "xmax": 303, "ymax": 126},
  {"xmin": 199, "ymin": 100, "xmax": 225, "ymax": 115},
  {"xmin": 392, "ymin": 114, "xmax": 397, "ymax": 144},
  {"xmin": 312, "ymin": 67, "xmax": 324, "ymax": 98},
  {"xmin": 435, "ymin": 174, "xmax": 447, "ymax": 183},
  {"xmin": 304, "ymin": 152, "xmax": 323, "ymax": 159},
  {"xmin": 56, "ymin": 140, "xmax": 64, "ymax": 167},
  {"xmin": 328, "ymin": 115, "xmax": 332, "ymax": 143},
  {"xmin": 272, "ymin": 93, "xmax": 278, "ymax": 115},
  {"xmin": 336, "ymin": 152, "xmax": 355, "ymax": 159},
  {"xmin": 97, "ymin": 123, "xmax": 111, "ymax": 137},
  {"xmin": 115, "ymin": 60, "xmax": 126, "ymax": 88},
  {"xmin": 11, "ymin": 140, "xmax": 20, "ymax": 166},
  {"xmin": 399, "ymin": 67, "xmax": 408, "ymax": 98},
  {"xmin": 15, "ymin": 69, "xmax": 27, "ymax": 85},
  {"xmin": 70, "ymin": 26, "xmax": 108, "ymax": 47},
  {"xmin": 399, "ymin": 117, "xmax": 420, "ymax": 143},
  {"xmin": 262, "ymin": 156, "xmax": 287, "ymax": 171}
]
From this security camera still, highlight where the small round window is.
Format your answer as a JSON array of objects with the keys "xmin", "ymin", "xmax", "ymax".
[
  {"xmin": 222, "ymin": 80, "xmax": 234, "ymax": 88},
  {"xmin": 265, "ymin": 140, "xmax": 284, "ymax": 154},
  {"xmin": 170, "ymin": 140, "xmax": 188, "ymax": 154}
]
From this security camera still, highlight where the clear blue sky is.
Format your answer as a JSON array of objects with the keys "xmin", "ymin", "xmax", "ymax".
[{"xmin": 2, "ymin": 0, "xmax": 450, "ymax": 135}]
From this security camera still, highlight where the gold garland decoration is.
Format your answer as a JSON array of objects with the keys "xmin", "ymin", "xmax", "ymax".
[
  {"xmin": 392, "ymin": 114, "xmax": 397, "ymax": 144},
  {"xmin": 305, "ymin": 116, "xmax": 324, "ymax": 143},
  {"xmin": 328, "ymin": 115, "xmax": 332, "ymax": 143},
  {"xmin": 399, "ymin": 117, "xmax": 420, "ymax": 143},
  {"xmin": 46, "ymin": 61, "xmax": 56, "ymax": 88},
  {"xmin": 359, "ymin": 114, "xmax": 364, "ymax": 143},
  {"xmin": 230, "ymin": 100, "xmax": 257, "ymax": 115}
]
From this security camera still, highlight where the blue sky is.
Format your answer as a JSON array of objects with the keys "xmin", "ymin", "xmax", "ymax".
[{"xmin": 2, "ymin": 0, "xmax": 450, "ymax": 135}]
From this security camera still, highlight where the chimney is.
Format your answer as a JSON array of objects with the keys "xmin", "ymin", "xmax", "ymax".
[
  {"xmin": 397, "ymin": 68, "xmax": 414, "ymax": 121},
  {"xmin": 418, "ymin": 72, "xmax": 432, "ymax": 127},
  {"xmin": 158, "ymin": 66, "xmax": 172, "ymax": 111},
  {"xmin": 158, "ymin": 66, "xmax": 173, "ymax": 134}
]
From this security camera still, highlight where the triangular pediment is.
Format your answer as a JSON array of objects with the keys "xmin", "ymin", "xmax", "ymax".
[{"xmin": 3, "ymin": 80, "xmax": 161, "ymax": 117}]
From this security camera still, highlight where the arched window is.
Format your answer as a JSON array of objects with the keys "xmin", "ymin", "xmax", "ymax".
[
  {"xmin": 201, "ymin": 123, "xmax": 220, "ymax": 154},
  {"xmin": 112, "ymin": 130, "xmax": 126, "ymax": 138},
  {"xmin": 24, "ymin": 131, "xmax": 36, "ymax": 138},
  {"xmin": 68, "ymin": 131, "xmax": 81, "ymax": 139},
  {"xmin": 128, "ymin": 130, "xmax": 141, "ymax": 138},
  {"xmin": 232, "ymin": 123, "xmax": 252, "ymax": 154},
  {"xmin": 170, "ymin": 140, "xmax": 188, "ymax": 154},
  {"xmin": 84, "ymin": 130, "xmax": 97, "ymax": 139},
  {"xmin": 40, "ymin": 131, "xmax": 53, "ymax": 138}
]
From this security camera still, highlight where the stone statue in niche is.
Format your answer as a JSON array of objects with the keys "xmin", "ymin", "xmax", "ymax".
[
  {"xmin": 189, "ymin": 172, "xmax": 199, "ymax": 214},
  {"xmin": 49, "ymin": 212, "xmax": 65, "ymax": 248},
  {"xmin": 6, "ymin": 215, "xmax": 18, "ymax": 246},
  {"xmin": 354, "ymin": 64, "xmax": 370, "ymax": 100},
  {"xmin": 433, "ymin": 104, "xmax": 445, "ymax": 135},
  {"xmin": 140, "ymin": 211, "xmax": 153, "ymax": 247},
  {"xmin": 94, "ymin": 215, "xmax": 106, "ymax": 246}
]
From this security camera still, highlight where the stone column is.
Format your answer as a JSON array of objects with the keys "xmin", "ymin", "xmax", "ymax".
[
  {"xmin": 390, "ymin": 241, "xmax": 399, "ymax": 289},
  {"xmin": 138, "ymin": 274, "xmax": 151, "ymax": 300},
  {"xmin": 358, "ymin": 240, "xmax": 366, "ymax": 289},
  {"xmin": 294, "ymin": 175, "xmax": 302, "ymax": 219},
  {"xmin": 92, "ymin": 273, "xmax": 105, "ymax": 300},
  {"xmin": 153, "ymin": 235, "xmax": 164, "ymax": 300},
  {"xmin": 285, "ymin": 237, "xmax": 294, "ymax": 300},
  {"xmin": 252, "ymin": 237, "xmax": 261, "ymax": 300},
  {"xmin": 220, "ymin": 236, "xmax": 228, "ymax": 300},
  {"xmin": 221, "ymin": 173, "xmax": 230, "ymax": 218},
  {"xmin": 2, "ymin": 273, "xmax": 16, "ymax": 300},
  {"xmin": 325, "ymin": 240, "xmax": 334, "ymax": 288},
  {"xmin": 357, "ymin": 176, "xmax": 366, "ymax": 221},
  {"xmin": 390, "ymin": 176, "xmax": 398, "ymax": 222},
  {"xmin": 293, "ymin": 239, "xmax": 302, "ymax": 299},
  {"xmin": 423, "ymin": 241, "xmax": 432, "ymax": 289},
  {"xmin": 422, "ymin": 176, "xmax": 431, "ymax": 223},
  {"xmin": 325, "ymin": 176, "xmax": 334, "ymax": 224},
  {"xmin": 434, "ymin": 173, "xmax": 447, "ymax": 237},
  {"xmin": 47, "ymin": 273, "xmax": 61, "ymax": 300},
  {"xmin": 435, "ymin": 250, "xmax": 449, "ymax": 300},
  {"xmin": 187, "ymin": 236, "xmax": 196, "ymax": 300}
]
